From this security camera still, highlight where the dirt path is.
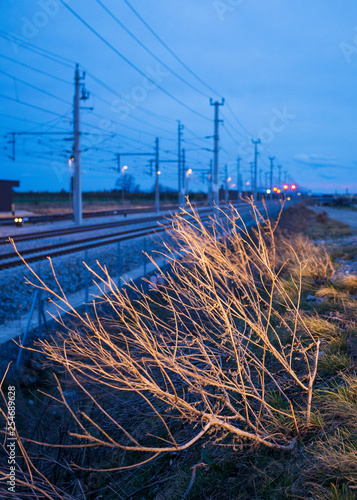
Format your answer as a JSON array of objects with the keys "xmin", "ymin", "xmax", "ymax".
[{"xmin": 311, "ymin": 206, "xmax": 357, "ymax": 230}]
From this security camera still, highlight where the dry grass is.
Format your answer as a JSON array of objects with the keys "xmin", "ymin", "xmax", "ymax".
[
  {"xmin": 302, "ymin": 314, "xmax": 340, "ymax": 341},
  {"xmin": 278, "ymin": 204, "xmax": 353, "ymax": 240},
  {"xmin": 334, "ymin": 275, "xmax": 357, "ymax": 295},
  {"xmin": 315, "ymin": 374, "xmax": 357, "ymax": 428},
  {"xmin": 316, "ymin": 286, "xmax": 350, "ymax": 302},
  {"xmin": 306, "ymin": 428, "xmax": 357, "ymax": 487},
  {"xmin": 278, "ymin": 234, "xmax": 334, "ymax": 285},
  {"xmin": 311, "ymin": 483, "xmax": 357, "ymax": 500}
]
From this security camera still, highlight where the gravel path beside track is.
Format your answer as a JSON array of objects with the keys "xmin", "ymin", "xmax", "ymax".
[{"xmin": 311, "ymin": 206, "xmax": 357, "ymax": 230}]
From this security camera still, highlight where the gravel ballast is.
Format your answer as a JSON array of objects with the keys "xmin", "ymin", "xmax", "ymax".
[{"xmin": 0, "ymin": 233, "xmax": 171, "ymax": 326}]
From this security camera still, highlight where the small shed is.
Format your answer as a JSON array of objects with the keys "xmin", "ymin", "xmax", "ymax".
[{"xmin": 0, "ymin": 180, "xmax": 20, "ymax": 212}]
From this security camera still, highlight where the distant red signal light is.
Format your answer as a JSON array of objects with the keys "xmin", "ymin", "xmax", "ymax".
[
  {"xmin": 291, "ymin": 184, "xmax": 297, "ymax": 190},
  {"xmin": 283, "ymin": 184, "xmax": 288, "ymax": 190},
  {"xmin": 273, "ymin": 187, "xmax": 278, "ymax": 192},
  {"xmin": 277, "ymin": 189, "xmax": 281, "ymax": 194}
]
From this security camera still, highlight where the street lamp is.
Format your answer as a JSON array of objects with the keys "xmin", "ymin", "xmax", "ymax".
[
  {"xmin": 186, "ymin": 168, "xmax": 192, "ymax": 198},
  {"xmin": 122, "ymin": 165, "xmax": 128, "ymax": 205}
]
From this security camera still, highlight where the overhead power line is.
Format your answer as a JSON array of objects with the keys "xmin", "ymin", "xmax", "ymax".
[
  {"xmin": 0, "ymin": 53, "xmax": 72, "ymax": 86},
  {"xmin": 225, "ymin": 102, "xmax": 253, "ymax": 138},
  {"xmin": 221, "ymin": 113, "xmax": 248, "ymax": 141},
  {"xmin": 0, "ymin": 69, "xmax": 69, "ymax": 105},
  {"xmin": 87, "ymin": 70, "xmax": 177, "ymax": 125},
  {"xmin": 221, "ymin": 123, "xmax": 242, "ymax": 148},
  {"xmin": 90, "ymin": 93, "xmax": 176, "ymax": 140},
  {"xmin": 119, "ymin": 2, "xmax": 257, "ymax": 153},
  {"xmin": 0, "ymin": 28, "xmax": 182, "ymax": 131},
  {"xmin": 0, "ymin": 112, "xmax": 68, "ymax": 129},
  {"xmin": 95, "ymin": 0, "xmax": 210, "ymax": 99},
  {"xmin": 0, "ymin": 31, "xmax": 75, "ymax": 67},
  {"xmin": 58, "ymin": 0, "xmax": 211, "ymax": 122},
  {"xmin": 0, "ymin": 75, "xmax": 172, "ymax": 148},
  {"xmin": 0, "ymin": 93, "xmax": 68, "ymax": 118},
  {"xmin": 122, "ymin": 0, "xmax": 221, "ymax": 99}
]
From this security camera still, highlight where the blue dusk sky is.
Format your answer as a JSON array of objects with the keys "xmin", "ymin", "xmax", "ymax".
[{"xmin": 0, "ymin": 0, "xmax": 356, "ymax": 194}]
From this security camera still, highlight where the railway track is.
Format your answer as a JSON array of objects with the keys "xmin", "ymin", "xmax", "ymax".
[
  {"xmin": 0, "ymin": 203, "xmax": 184, "ymax": 226},
  {"xmin": 0, "ymin": 202, "xmax": 269, "ymax": 271},
  {"xmin": 0, "ymin": 206, "xmax": 217, "ymax": 246},
  {"xmin": 0, "ymin": 224, "xmax": 172, "ymax": 271}
]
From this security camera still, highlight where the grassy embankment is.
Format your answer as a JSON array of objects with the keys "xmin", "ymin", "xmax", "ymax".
[{"xmin": 1, "ymin": 203, "xmax": 357, "ymax": 500}]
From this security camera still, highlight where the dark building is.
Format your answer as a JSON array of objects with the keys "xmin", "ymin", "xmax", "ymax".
[{"xmin": 0, "ymin": 180, "xmax": 20, "ymax": 212}]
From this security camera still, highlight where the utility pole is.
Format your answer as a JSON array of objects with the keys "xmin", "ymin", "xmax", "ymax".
[
  {"xmin": 284, "ymin": 170, "xmax": 288, "ymax": 183},
  {"xmin": 259, "ymin": 168, "xmax": 262, "ymax": 191},
  {"xmin": 225, "ymin": 164, "xmax": 229, "ymax": 204},
  {"xmin": 182, "ymin": 148, "xmax": 186, "ymax": 198},
  {"xmin": 7, "ymin": 133, "xmax": 15, "ymax": 162},
  {"xmin": 265, "ymin": 171, "xmax": 269, "ymax": 191},
  {"xmin": 155, "ymin": 137, "xmax": 160, "ymax": 213},
  {"xmin": 149, "ymin": 159, "xmax": 154, "ymax": 176},
  {"xmin": 117, "ymin": 154, "xmax": 127, "ymax": 205},
  {"xmin": 252, "ymin": 138, "xmax": 261, "ymax": 199},
  {"xmin": 73, "ymin": 63, "xmax": 89, "ymax": 226},
  {"xmin": 73, "ymin": 64, "xmax": 82, "ymax": 225},
  {"xmin": 122, "ymin": 165, "xmax": 128, "ymax": 205},
  {"xmin": 210, "ymin": 98, "xmax": 225, "ymax": 207},
  {"xmin": 269, "ymin": 156, "xmax": 275, "ymax": 200},
  {"xmin": 236, "ymin": 155, "xmax": 241, "ymax": 203},
  {"xmin": 177, "ymin": 121, "xmax": 184, "ymax": 207},
  {"xmin": 278, "ymin": 164, "xmax": 282, "ymax": 188},
  {"xmin": 209, "ymin": 159, "xmax": 213, "ymax": 206},
  {"xmin": 250, "ymin": 162, "xmax": 254, "ymax": 192}
]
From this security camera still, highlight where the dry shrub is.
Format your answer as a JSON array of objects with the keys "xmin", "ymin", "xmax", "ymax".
[{"xmin": 0, "ymin": 201, "xmax": 322, "ymax": 497}]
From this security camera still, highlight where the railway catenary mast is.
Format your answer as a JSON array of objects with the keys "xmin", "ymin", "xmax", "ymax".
[
  {"xmin": 210, "ymin": 98, "xmax": 224, "ymax": 208},
  {"xmin": 73, "ymin": 64, "xmax": 89, "ymax": 226},
  {"xmin": 251, "ymin": 138, "xmax": 261, "ymax": 199}
]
